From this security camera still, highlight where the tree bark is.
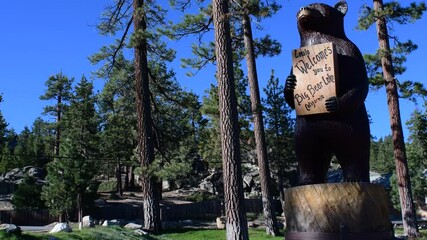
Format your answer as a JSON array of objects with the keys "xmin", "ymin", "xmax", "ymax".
[
  {"xmin": 133, "ymin": 0, "xmax": 161, "ymax": 232},
  {"xmin": 373, "ymin": 0, "xmax": 419, "ymax": 237},
  {"xmin": 241, "ymin": 13, "xmax": 279, "ymax": 236},
  {"xmin": 54, "ymin": 89, "xmax": 62, "ymax": 157},
  {"xmin": 212, "ymin": 0, "xmax": 249, "ymax": 239},
  {"xmin": 116, "ymin": 161, "xmax": 123, "ymax": 196},
  {"xmin": 77, "ymin": 193, "xmax": 82, "ymax": 230}
]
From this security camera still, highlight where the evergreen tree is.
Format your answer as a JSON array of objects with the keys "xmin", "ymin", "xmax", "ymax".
[
  {"xmin": 0, "ymin": 129, "xmax": 20, "ymax": 173},
  {"xmin": 29, "ymin": 118, "xmax": 54, "ymax": 166},
  {"xmin": 12, "ymin": 175, "xmax": 45, "ymax": 211},
  {"xmin": 92, "ymin": 0, "xmax": 176, "ymax": 231},
  {"xmin": 0, "ymin": 95, "xmax": 13, "ymax": 173},
  {"xmin": 40, "ymin": 73, "xmax": 73, "ymax": 158},
  {"xmin": 357, "ymin": 1, "xmax": 426, "ymax": 236},
  {"xmin": 148, "ymin": 61, "xmax": 205, "ymax": 187},
  {"xmin": 0, "ymin": 94, "xmax": 7, "ymax": 149},
  {"xmin": 212, "ymin": 0, "xmax": 249, "ymax": 238},
  {"xmin": 237, "ymin": 1, "xmax": 282, "ymax": 234},
  {"xmin": 42, "ymin": 76, "xmax": 99, "ymax": 223},
  {"xmin": 377, "ymin": 136, "xmax": 395, "ymax": 173},
  {"xmin": 262, "ymin": 70, "xmax": 296, "ymax": 210},
  {"xmin": 404, "ymin": 106, "xmax": 427, "ymax": 206},
  {"xmin": 169, "ymin": 4, "xmax": 282, "ymax": 233},
  {"xmin": 199, "ymin": 84, "xmax": 223, "ymax": 169},
  {"xmin": 199, "ymin": 66, "xmax": 251, "ymax": 170},
  {"xmin": 97, "ymin": 55, "xmax": 136, "ymax": 191}
]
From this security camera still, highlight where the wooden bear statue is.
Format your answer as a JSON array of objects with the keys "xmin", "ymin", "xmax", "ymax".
[{"xmin": 285, "ymin": 1, "xmax": 371, "ymax": 185}]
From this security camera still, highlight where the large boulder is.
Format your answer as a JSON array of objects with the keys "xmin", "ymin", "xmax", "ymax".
[
  {"xmin": 102, "ymin": 219, "xmax": 121, "ymax": 227},
  {"xmin": 0, "ymin": 166, "xmax": 47, "ymax": 195},
  {"xmin": 216, "ymin": 217, "xmax": 225, "ymax": 229},
  {"xmin": 49, "ymin": 223, "xmax": 72, "ymax": 233},
  {"xmin": 124, "ymin": 223, "xmax": 143, "ymax": 230},
  {"xmin": 199, "ymin": 171, "xmax": 223, "ymax": 195},
  {"xmin": 82, "ymin": 215, "xmax": 95, "ymax": 228},
  {"xmin": 4, "ymin": 168, "xmax": 21, "ymax": 180},
  {"xmin": 0, "ymin": 224, "xmax": 21, "ymax": 234},
  {"xmin": 25, "ymin": 166, "xmax": 47, "ymax": 180}
]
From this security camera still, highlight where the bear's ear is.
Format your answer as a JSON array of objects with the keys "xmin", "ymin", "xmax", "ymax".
[{"xmin": 334, "ymin": 1, "xmax": 348, "ymax": 16}]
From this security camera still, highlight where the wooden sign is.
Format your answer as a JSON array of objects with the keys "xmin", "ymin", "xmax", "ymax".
[{"xmin": 292, "ymin": 42, "xmax": 338, "ymax": 115}]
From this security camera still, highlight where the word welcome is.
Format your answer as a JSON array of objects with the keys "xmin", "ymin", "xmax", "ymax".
[{"xmin": 294, "ymin": 46, "xmax": 333, "ymax": 75}]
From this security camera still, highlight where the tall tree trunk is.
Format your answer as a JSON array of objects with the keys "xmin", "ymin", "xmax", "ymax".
[
  {"xmin": 133, "ymin": 0, "xmax": 161, "ymax": 232},
  {"xmin": 116, "ymin": 161, "xmax": 123, "ymax": 196},
  {"xmin": 54, "ymin": 92, "xmax": 62, "ymax": 157},
  {"xmin": 77, "ymin": 193, "xmax": 83, "ymax": 230},
  {"xmin": 129, "ymin": 166, "xmax": 135, "ymax": 189},
  {"xmin": 241, "ymin": 13, "xmax": 279, "ymax": 236},
  {"xmin": 125, "ymin": 165, "xmax": 130, "ymax": 189},
  {"xmin": 212, "ymin": 0, "xmax": 249, "ymax": 239},
  {"xmin": 373, "ymin": 0, "xmax": 419, "ymax": 237}
]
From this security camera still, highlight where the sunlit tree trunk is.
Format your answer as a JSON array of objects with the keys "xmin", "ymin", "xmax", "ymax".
[
  {"xmin": 242, "ymin": 13, "xmax": 279, "ymax": 236},
  {"xmin": 212, "ymin": 0, "xmax": 249, "ymax": 239},
  {"xmin": 373, "ymin": 0, "xmax": 419, "ymax": 237},
  {"xmin": 133, "ymin": 0, "xmax": 161, "ymax": 232}
]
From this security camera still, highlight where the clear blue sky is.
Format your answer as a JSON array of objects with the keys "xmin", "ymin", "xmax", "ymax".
[{"xmin": 0, "ymin": 0, "xmax": 426, "ymax": 140}]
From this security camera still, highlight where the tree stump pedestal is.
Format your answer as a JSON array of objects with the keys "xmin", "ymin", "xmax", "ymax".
[{"xmin": 284, "ymin": 182, "xmax": 393, "ymax": 240}]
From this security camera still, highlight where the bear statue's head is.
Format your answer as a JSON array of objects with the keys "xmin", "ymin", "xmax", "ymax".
[{"xmin": 297, "ymin": 1, "xmax": 348, "ymax": 39}]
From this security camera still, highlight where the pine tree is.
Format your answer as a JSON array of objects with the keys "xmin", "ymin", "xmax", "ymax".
[
  {"xmin": 169, "ymin": 3, "xmax": 281, "ymax": 233},
  {"xmin": 12, "ymin": 175, "xmax": 45, "ymax": 211},
  {"xmin": 97, "ymin": 55, "xmax": 136, "ymax": 191},
  {"xmin": 92, "ymin": 0, "xmax": 176, "ymax": 231},
  {"xmin": 212, "ymin": 0, "xmax": 249, "ymax": 238},
  {"xmin": 40, "ymin": 73, "xmax": 73, "ymax": 158},
  {"xmin": 237, "ymin": 1, "xmax": 281, "ymax": 234},
  {"xmin": 148, "ymin": 61, "xmax": 205, "ymax": 188},
  {"xmin": 0, "ymin": 94, "xmax": 12, "ymax": 173},
  {"xmin": 262, "ymin": 70, "xmax": 296, "ymax": 211},
  {"xmin": 42, "ymin": 76, "xmax": 99, "ymax": 223},
  {"xmin": 405, "ymin": 106, "xmax": 427, "ymax": 206},
  {"xmin": 357, "ymin": 1, "xmax": 426, "ymax": 236},
  {"xmin": 0, "ymin": 94, "xmax": 7, "ymax": 149},
  {"xmin": 199, "ymin": 67, "xmax": 251, "ymax": 170}
]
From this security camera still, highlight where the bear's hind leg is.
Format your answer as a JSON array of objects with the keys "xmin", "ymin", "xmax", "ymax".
[
  {"xmin": 336, "ymin": 144, "xmax": 370, "ymax": 182},
  {"xmin": 297, "ymin": 147, "xmax": 332, "ymax": 185}
]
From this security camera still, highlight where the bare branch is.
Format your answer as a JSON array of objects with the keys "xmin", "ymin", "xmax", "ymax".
[{"xmin": 107, "ymin": 16, "xmax": 134, "ymax": 76}]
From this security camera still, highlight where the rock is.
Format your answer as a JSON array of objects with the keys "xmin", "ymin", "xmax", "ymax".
[
  {"xmin": 26, "ymin": 166, "xmax": 47, "ymax": 179},
  {"xmin": 216, "ymin": 217, "xmax": 225, "ymax": 229},
  {"xmin": 199, "ymin": 171, "xmax": 223, "ymax": 195},
  {"xmin": 243, "ymin": 173, "xmax": 255, "ymax": 191},
  {"xmin": 4, "ymin": 168, "xmax": 20, "ymax": 180},
  {"xmin": 162, "ymin": 180, "xmax": 171, "ymax": 191},
  {"xmin": 248, "ymin": 221, "xmax": 259, "ymax": 228},
  {"xmin": 49, "ymin": 223, "xmax": 72, "ymax": 233},
  {"xmin": 102, "ymin": 219, "xmax": 121, "ymax": 227},
  {"xmin": 124, "ymin": 223, "xmax": 142, "ymax": 230},
  {"xmin": 0, "ymin": 224, "xmax": 21, "ymax": 234},
  {"xmin": 134, "ymin": 229, "xmax": 149, "ymax": 235},
  {"xmin": 82, "ymin": 215, "xmax": 95, "ymax": 228}
]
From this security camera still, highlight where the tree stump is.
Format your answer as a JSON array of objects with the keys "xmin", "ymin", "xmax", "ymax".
[{"xmin": 284, "ymin": 183, "xmax": 393, "ymax": 240}]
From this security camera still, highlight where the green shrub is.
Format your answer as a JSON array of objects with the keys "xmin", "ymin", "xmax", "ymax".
[{"xmin": 12, "ymin": 175, "xmax": 45, "ymax": 210}]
